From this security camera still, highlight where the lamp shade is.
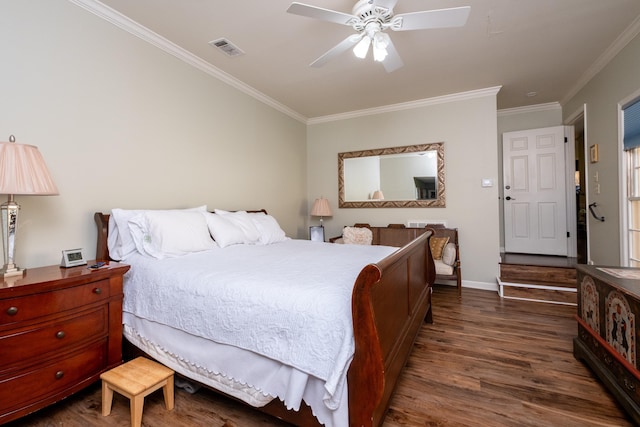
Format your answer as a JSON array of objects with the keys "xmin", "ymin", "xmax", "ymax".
[
  {"xmin": 311, "ymin": 197, "xmax": 332, "ymax": 217},
  {"xmin": 0, "ymin": 141, "xmax": 58, "ymax": 195},
  {"xmin": 372, "ymin": 190, "xmax": 384, "ymax": 200}
]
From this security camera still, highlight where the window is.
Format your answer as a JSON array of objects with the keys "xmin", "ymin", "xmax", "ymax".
[{"xmin": 624, "ymin": 99, "xmax": 640, "ymax": 266}]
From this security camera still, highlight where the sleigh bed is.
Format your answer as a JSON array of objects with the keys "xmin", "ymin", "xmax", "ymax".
[{"xmin": 94, "ymin": 209, "xmax": 435, "ymax": 427}]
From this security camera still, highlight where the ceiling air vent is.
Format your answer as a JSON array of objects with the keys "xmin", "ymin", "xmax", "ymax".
[{"xmin": 209, "ymin": 38, "xmax": 245, "ymax": 57}]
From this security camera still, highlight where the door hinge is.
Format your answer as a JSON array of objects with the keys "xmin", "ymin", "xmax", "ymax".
[
  {"xmin": 564, "ymin": 137, "xmax": 568, "ymax": 143},
  {"xmin": 567, "ymin": 231, "xmax": 570, "ymax": 238}
]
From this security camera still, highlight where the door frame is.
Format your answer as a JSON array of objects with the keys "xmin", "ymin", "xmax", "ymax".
[
  {"xmin": 564, "ymin": 125, "xmax": 577, "ymax": 258},
  {"xmin": 566, "ymin": 104, "xmax": 589, "ymax": 262}
]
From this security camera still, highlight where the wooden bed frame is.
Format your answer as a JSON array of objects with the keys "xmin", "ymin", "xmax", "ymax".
[{"xmin": 94, "ymin": 212, "xmax": 435, "ymax": 427}]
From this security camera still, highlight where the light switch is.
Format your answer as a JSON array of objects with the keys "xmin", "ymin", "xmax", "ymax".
[{"xmin": 481, "ymin": 178, "xmax": 493, "ymax": 188}]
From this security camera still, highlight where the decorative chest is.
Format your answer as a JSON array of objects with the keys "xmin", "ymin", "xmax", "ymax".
[{"xmin": 574, "ymin": 265, "xmax": 640, "ymax": 424}]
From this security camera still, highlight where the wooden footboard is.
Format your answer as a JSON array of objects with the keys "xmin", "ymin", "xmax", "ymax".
[
  {"xmin": 349, "ymin": 231, "xmax": 434, "ymax": 427},
  {"xmin": 94, "ymin": 212, "xmax": 434, "ymax": 427}
]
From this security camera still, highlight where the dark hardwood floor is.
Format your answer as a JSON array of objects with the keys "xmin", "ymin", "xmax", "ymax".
[{"xmin": 8, "ymin": 286, "xmax": 632, "ymax": 427}]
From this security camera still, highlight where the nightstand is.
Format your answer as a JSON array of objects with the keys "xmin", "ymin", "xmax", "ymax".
[{"xmin": 0, "ymin": 261, "xmax": 130, "ymax": 424}]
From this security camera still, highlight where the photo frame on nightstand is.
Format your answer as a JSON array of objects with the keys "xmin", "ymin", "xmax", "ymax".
[{"xmin": 310, "ymin": 226, "xmax": 325, "ymax": 242}]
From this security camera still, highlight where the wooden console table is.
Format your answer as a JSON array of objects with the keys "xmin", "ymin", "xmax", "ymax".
[{"xmin": 574, "ymin": 264, "xmax": 640, "ymax": 424}]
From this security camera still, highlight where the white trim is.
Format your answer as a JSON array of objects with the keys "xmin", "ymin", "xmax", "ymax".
[
  {"xmin": 307, "ymin": 86, "xmax": 502, "ymax": 125},
  {"xmin": 564, "ymin": 125, "xmax": 577, "ymax": 258},
  {"xmin": 496, "ymin": 278, "xmax": 577, "ymax": 306},
  {"xmin": 618, "ymin": 88, "xmax": 640, "ymax": 266},
  {"xmin": 561, "ymin": 15, "xmax": 640, "ymax": 106},
  {"xmin": 68, "ymin": 0, "xmax": 307, "ymax": 124},
  {"xmin": 565, "ymin": 106, "xmax": 587, "ymax": 262},
  {"xmin": 459, "ymin": 280, "xmax": 498, "ymax": 293},
  {"xmin": 497, "ymin": 102, "xmax": 561, "ymax": 117}
]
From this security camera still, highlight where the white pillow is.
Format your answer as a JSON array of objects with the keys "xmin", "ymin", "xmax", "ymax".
[
  {"xmin": 128, "ymin": 210, "xmax": 215, "ymax": 259},
  {"xmin": 204, "ymin": 212, "xmax": 246, "ymax": 248},
  {"xmin": 213, "ymin": 210, "xmax": 261, "ymax": 244},
  {"xmin": 108, "ymin": 206, "xmax": 206, "ymax": 260},
  {"xmin": 441, "ymin": 242, "xmax": 457, "ymax": 266},
  {"xmin": 249, "ymin": 212, "xmax": 288, "ymax": 245}
]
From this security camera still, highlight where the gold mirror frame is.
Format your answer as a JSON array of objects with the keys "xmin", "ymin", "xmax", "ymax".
[{"xmin": 338, "ymin": 142, "xmax": 445, "ymax": 208}]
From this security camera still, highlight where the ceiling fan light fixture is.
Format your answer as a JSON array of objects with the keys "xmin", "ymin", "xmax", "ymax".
[
  {"xmin": 353, "ymin": 35, "xmax": 371, "ymax": 59},
  {"xmin": 373, "ymin": 31, "xmax": 390, "ymax": 62}
]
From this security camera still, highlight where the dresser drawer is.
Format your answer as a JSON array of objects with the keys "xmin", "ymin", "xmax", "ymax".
[
  {"xmin": 0, "ymin": 280, "xmax": 110, "ymax": 326},
  {"xmin": 0, "ymin": 307, "xmax": 108, "ymax": 368},
  {"xmin": 0, "ymin": 339, "xmax": 107, "ymax": 414}
]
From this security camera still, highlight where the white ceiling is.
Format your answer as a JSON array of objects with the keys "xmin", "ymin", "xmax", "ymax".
[{"xmin": 92, "ymin": 0, "xmax": 640, "ymax": 120}]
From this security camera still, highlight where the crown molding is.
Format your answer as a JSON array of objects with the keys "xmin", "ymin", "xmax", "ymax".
[
  {"xmin": 561, "ymin": 14, "xmax": 640, "ymax": 106},
  {"xmin": 497, "ymin": 102, "xmax": 562, "ymax": 117},
  {"xmin": 307, "ymin": 86, "xmax": 502, "ymax": 125},
  {"xmin": 68, "ymin": 0, "xmax": 307, "ymax": 124}
]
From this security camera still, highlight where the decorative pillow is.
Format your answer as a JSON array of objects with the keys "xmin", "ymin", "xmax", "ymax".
[
  {"xmin": 249, "ymin": 212, "xmax": 288, "ymax": 245},
  {"xmin": 108, "ymin": 205, "xmax": 207, "ymax": 260},
  {"xmin": 343, "ymin": 226, "xmax": 373, "ymax": 245},
  {"xmin": 441, "ymin": 242, "xmax": 457, "ymax": 266},
  {"xmin": 128, "ymin": 210, "xmax": 216, "ymax": 259},
  {"xmin": 204, "ymin": 213, "xmax": 246, "ymax": 248},
  {"xmin": 213, "ymin": 210, "xmax": 261, "ymax": 244},
  {"xmin": 429, "ymin": 236, "xmax": 450, "ymax": 260}
]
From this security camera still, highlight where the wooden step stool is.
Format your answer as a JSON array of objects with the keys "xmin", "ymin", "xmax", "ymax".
[{"xmin": 100, "ymin": 357, "xmax": 175, "ymax": 427}]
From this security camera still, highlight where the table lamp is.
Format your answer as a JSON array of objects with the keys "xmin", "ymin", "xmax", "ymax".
[{"xmin": 0, "ymin": 135, "xmax": 59, "ymax": 277}]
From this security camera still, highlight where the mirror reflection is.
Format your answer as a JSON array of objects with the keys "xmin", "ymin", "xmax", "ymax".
[{"xmin": 339, "ymin": 143, "xmax": 445, "ymax": 208}]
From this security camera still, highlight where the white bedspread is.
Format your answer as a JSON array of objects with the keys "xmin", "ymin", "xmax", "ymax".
[{"xmin": 122, "ymin": 239, "xmax": 397, "ymax": 423}]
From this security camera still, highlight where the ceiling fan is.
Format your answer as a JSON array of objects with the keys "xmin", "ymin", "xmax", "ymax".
[{"xmin": 286, "ymin": 0, "xmax": 470, "ymax": 72}]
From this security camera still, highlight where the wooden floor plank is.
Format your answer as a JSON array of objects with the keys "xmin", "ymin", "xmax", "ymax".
[{"xmin": 6, "ymin": 285, "xmax": 633, "ymax": 426}]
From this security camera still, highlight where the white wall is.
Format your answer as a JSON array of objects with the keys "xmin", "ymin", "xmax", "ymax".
[
  {"xmin": 307, "ymin": 91, "xmax": 501, "ymax": 287},
  {"xmin": 0, "ymin": 0, "xmax": 307, "ymax": 268},
  {"xmin": 563, "ymin": 32, "xmax": 640, "ymax": 265}
]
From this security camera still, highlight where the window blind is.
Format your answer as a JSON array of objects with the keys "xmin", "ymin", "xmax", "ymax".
[{"xmin": 624, "ymin": 99, "xmax": 640, "ymax": 151}]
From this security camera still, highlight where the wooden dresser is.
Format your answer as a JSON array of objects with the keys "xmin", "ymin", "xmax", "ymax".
[
  {"xmin": 0, "ymin": 262, "xmax": 130, "ymax": 424},
  {"xmin": 574, "ymin": 265, "xmax": 640, "ymax": 424}
]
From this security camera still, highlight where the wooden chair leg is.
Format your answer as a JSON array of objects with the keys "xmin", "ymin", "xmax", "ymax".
[{"xmin": 101, "ymin": 382, "xmax": 113, "ymax": 416}]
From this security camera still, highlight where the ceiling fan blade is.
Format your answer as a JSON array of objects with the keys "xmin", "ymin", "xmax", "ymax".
[
  {"xmin": 287, "ymin": 2, "xmax": 356, "ymax": 26},
  {"xmin": 392, "ymin": 6, "xmax": 470, "ymax": 31},
  {"xmin": 310, "ymin": 34, "xmax": 363, "ymax": 68},
  {"xmin": 382, "ymin": 38, "xmax": 403, "ymax": 72}
]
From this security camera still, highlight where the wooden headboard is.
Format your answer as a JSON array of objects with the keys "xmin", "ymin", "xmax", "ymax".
[{"xmin": 94, "ymin": 209, "xmax": 268, "ymax": 262}]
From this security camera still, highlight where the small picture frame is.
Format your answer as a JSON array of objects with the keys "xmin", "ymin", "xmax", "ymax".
[
  {"xmin": 590, "ymin": 144, "xmax": 599, "ymax": 163},
  {"xmin": 309, "ymin": 226, "xmax": 325, "ymax": 242},
  {"xmin": 60, "ymin": 248, "xmax": 87, "ymax": 268}
]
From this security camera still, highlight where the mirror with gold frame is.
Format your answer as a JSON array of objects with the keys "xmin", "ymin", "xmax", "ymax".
[{"xmin": 338, "ymin": 142, "xmax": 445, "ymax": 208}]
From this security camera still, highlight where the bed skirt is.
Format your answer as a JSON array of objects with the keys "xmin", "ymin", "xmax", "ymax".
[{"xmin": 123, "ymin": 314, "xmax": 349, "ymax": 426}]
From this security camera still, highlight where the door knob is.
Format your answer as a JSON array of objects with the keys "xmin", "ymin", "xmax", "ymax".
[{"xmin": 505, "ymin": 196, "xmax": 515, "ymax": 201}]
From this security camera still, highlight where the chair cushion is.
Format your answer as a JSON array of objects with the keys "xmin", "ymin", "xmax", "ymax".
[
  {"xmin": 343, "ymin": 226, "xmax": 373, "ymax": 245},
  {"xmin": 434, "ymin": 259, "xmax": 455, "ymax": 276}
]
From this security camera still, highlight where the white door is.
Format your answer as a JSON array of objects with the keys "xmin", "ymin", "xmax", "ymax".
[{"xmin": 503, "ymin": 126, "xmax": 567, "ymax": 255}]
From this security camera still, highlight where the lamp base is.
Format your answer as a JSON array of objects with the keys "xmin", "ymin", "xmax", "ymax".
[{"xmin": 1, "ymin": 263, "xmax": 25, "ymax": 277}]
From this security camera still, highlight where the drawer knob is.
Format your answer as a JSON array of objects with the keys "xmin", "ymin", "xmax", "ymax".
[
  {"xmin": 93, "ymin": 287, "xmax": 102, "ymax": 295},
  {"xmin": 6, "ymin": 306, "xmax": 18, "ymax": 316},
  {"xmin": 55, "ymin": 371, "xmax": 64, "ymax": 379},
  {"xmin": 55, "ymin": 331, "xmax": 66, "ymax": 339}
]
